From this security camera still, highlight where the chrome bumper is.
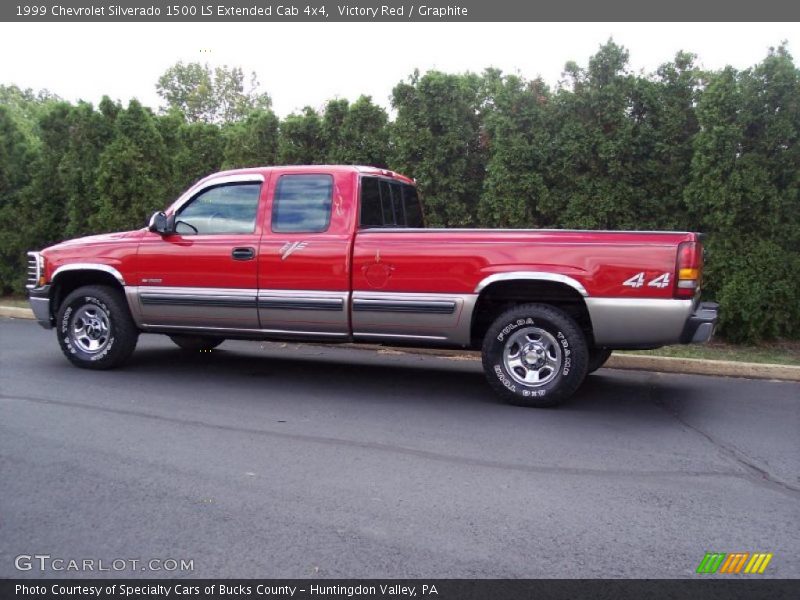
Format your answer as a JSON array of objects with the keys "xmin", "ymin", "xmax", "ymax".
[{"xmin": 28, "ymin": 286, "xmax": 53, "ymax": 329}]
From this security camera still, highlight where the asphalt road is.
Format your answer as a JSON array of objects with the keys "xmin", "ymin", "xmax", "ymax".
[{"xmin": 1, "ymin": 317, "xmax": 798, "ymax": 579}]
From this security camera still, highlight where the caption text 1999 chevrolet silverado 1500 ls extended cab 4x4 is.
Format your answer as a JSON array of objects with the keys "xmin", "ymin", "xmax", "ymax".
[{"xmin": 26, "ymin": 165, "xmax": 719, "ymax": 407}]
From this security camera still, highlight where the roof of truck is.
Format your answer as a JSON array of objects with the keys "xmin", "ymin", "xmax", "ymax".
[{"xmin": 207, "ymin": 165, "xmax": 415, "ymax": 184}]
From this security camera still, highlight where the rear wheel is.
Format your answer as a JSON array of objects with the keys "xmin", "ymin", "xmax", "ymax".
[
  {"xmin": 169, "ymin": 335, "xmax": 225, "ymax": 352},
  {"xmin": 587, "ymin": 348, "xmax": 613, "ymax": 373},
  {"xmin": 481, "ymin": 303, "xmax": 589, "ymax": 408},
  {"xmin": 56, "ymin": 285, "xmax": 139, "ymax": 369}
]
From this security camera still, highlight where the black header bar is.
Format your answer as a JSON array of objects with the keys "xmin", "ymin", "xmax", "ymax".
[
  {"xmin": 2, "ymin": 579, "xmax": 798, "ymax": 600},
  {"xmin": 3, "ymin": 0, "xmax": 800, "ymax": 22}
]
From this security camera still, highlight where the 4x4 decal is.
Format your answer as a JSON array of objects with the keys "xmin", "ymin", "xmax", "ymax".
[{"xmin": 622, "ymin": 272, "xmax": 671, "ymax": 289}]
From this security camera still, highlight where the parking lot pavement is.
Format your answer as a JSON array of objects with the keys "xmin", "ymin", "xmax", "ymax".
[{"xmin": 1, "ymin": 317, "xmax": 798, "ymax": 578}]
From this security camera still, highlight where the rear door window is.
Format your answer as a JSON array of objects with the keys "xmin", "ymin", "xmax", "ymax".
[{"xmin": 272, "ymin": 174, "xmax": 333, "ymax": 233}]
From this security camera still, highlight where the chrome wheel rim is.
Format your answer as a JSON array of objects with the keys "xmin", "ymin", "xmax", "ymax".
[
  {"xmin": 70, "ymin": 303, "xmax": 110, "ymax": 353},
  {"xmin": 503, "ymin": 326, "xmax": 562, "ymax": 387}
]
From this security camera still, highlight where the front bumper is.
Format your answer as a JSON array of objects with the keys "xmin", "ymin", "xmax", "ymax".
[
  {"xmin": 28, "ymin": 285, "xmax": 53, "ymax": 329},
  {"xmin": 680, "ymin": 301, "xmax": 719, "ymax": 344}
]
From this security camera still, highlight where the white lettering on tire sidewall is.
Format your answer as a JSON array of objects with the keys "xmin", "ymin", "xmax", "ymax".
[
  {"xmin": 61, "ymin": 296, "xmax": 115, "ymax": 361},
  {"xmin": 557, "ymin": 331, "xmax": 572, "ymax": 376},
  {"xmin": 493, "ymin": 364, "xmax": 516, "ymax": 393},
  {"xmin": 494, "ymin": 318, "xmax": 573, "ymax": 398},
  {"xmin": 496, "ymin": 317, "xmax": 536, "ymax": 342}
]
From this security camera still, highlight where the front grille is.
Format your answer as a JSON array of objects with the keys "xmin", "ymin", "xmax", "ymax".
[{"xmin": 26, "ymin": 252, "xmax": 41, "ymax": 289}]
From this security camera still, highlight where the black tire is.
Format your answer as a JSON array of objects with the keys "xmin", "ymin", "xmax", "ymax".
[
  {"xmin": 169, "ymin": 335, "xmax": 225, "ymax": 352},
  {"xmin": 56, "ymin": 285, "xmax": 139, "ymax": 370},
  {"xmin": 481, "ymin": 303, "xmax": 589, "ymax": 408},
  {"xmin": 587, "ymin": 348, "xmax": 613, "ymax": 373}
]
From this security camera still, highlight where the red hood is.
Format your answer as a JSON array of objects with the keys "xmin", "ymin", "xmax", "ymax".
[{"xmin": 42, "ymin": 229, "xmax": 144, "ymax": 254}]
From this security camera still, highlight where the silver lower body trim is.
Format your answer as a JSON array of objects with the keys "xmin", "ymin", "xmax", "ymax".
[
  {"xmin": 29, "ymin": 296, "xmax": 52, "ymax": 329},
  {"xmin": 139, "ymin": 323, "xmax": 348, "ymax": 341},
  {"xmin": 354, "ymin": 332, "xmax": 448, "ymax": 342},
  {"xmin": 128, "ymin": 287, "xmax": 478, "ymax": 346},
  {"xmin": 353, "ymin": 298, "xmax": 456, "ymax": 314},
  {"xmin": 131, "ymin": 286, "xmax": 259, "ymax": 329},
  {"xmin": 125, "ymin": 286, "xmax": 144, "ymax": 326},
  {"xmin": 258, "ymin": 290, "xmax": 349, "ymax": 334},
  {"xmin": 586, "ymin": 297, "xmax": 695, "ymax": 347},
  {"xmin": 130, "ymin": 287, "xmax": 351, "ymax": 336},
  {"xmin": 351, "ymin": 292, "xmax": 477, "ymax": 346}
]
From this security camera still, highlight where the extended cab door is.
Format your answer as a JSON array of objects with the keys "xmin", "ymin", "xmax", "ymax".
[
  {"xmin": 350, "ymin": 176, "xmax": 475, "ymax": 346},
  {"xmin": 256, "ymin": 170, "xmax": 354, "ymax": 337},
  {"xmin": 135, "ymin": 174, "xmax": 266, "ymax": 330}
]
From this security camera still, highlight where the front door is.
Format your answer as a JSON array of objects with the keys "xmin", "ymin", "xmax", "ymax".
[{"xmin": 135, "ymin": 176, "xmax": 265, "ymax": 330}]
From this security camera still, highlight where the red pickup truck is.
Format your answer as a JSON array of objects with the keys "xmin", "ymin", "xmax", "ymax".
[{"xmin": 26, "ymin": 165, "xmax": 718, "ymax": 407}]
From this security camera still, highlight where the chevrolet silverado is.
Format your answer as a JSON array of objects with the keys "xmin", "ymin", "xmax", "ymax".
[{"xmin": 26, "ymin": 165, "xmax": 718, "ymax": 407}]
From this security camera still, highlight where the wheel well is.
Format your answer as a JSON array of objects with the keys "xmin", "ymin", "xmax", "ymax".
[
  {"xmin": 470, "ymin": 280, "xmax": 595, "ymax": 348},
  {"xmin": 51, "ymin": 271, "xmax": 124, "ymax": 315}
]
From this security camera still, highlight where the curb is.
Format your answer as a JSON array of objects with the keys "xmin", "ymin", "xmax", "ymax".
[
  {"xmin": 2, "ymin": 304, "xmax": 798, "ymax": 382},
  {"xmin": 0, "ymin": 305, "xmax": 35, "ymax": 319},
  {"xmin": 604, "ymin": 353, "xmax": 800, "ymax": 382}
]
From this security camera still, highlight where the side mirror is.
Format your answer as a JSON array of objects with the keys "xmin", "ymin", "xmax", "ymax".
[{"xmin": 148, "ymin": 211, "xmax": 172, "ymax": 235}]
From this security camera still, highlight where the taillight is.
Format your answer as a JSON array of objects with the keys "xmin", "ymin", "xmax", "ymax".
[{"xmin": 675, "ymin": 241, "xmax": 703, "ymax": 298}]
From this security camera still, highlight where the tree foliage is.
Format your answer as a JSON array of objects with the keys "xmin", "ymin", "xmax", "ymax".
[
  {"xmin": 222, "ymin": 109, "xmax": 279, "ymax": 169},
  {"xmin": 156, "ymin": 62, "xmax": 271, "ymax": 124},
  {"xmin": 322, "ymin": 96, "xmax": 389, "ymax": 167},
  {"xmin": 277, "ymin": 107, "xmax": 326, "ymax": 164},
  {"xmin": 685, "ymin": 46, "xmax": 800, "ymax": 342},
  {"xmin": 0, "ymin": 84, "xmax": 61, "ymax": 144},
  {"xmin": 0, "ymin": 105, "xmax": 38, "ymax": 291},
  {"xmin": 92, "ymin": 100, "xmax": 170, "ymax": 232},
  {"xmin": 478, "ymin": 70, "xmax": 552, "ymax": 228},
  {"xmin": 1, "ymin": 43, "xmax": 798, "ymax": 343},
  {"xmin": 391, "ymin": 70, "xmax": 486, "ymax": 226}
]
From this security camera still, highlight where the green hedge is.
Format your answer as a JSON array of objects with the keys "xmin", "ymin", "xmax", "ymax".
[{"xmin": 1, "ymin": 42, "xmax": 798, "ymax": 343}]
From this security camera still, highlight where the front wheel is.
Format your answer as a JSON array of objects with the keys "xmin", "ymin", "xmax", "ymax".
[
  {"xmin": 481, "ymin": 303, "xmax": 589, "ymax": 408},
  {"xmin": 57, "ymin": 285, "xmax": 139, "ymax": 369}
]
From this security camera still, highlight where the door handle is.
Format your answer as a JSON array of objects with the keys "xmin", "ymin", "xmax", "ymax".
[{"xmin": 231, "ymin": 247, "xmax": 255, "ymax": 261}]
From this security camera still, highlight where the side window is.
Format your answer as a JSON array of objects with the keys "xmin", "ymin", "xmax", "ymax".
[
  {"xmin": 402, "ymin": 184, "xmax": 424, "ymax": 228},
  {"xmin": 272, "ymin": 174, "xmax": 333, "ymax": 233},
  {"xmin": 360, "ymin": 177, "xmax": 384, "ymax": 227},
  {"xmin": 389, "ymin": 183, "xmax": 405, "ymax": 225},
  {"xmin": 359, "ymin": 177, "xmax": 424, "ymax": 228},
  {"xmin": 176, "ymin": 183, "xmax": 261, "ymax": 235},
  {"xmin": 378, "ymin": 181, "xmax": 395, "ymax": 226}
]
